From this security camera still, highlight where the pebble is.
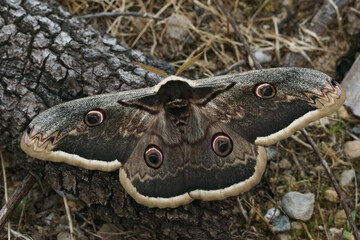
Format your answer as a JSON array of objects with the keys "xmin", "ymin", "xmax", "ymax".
[
  {"xmin": 254, "ymin": 50, "xmax": 272, "ymax": 63},
  {"xmin": 281, "ymin": 192, "xmax": 315, "ymax": 221},
  {"xmin": 57, "ymin": 231, "xmax": 71, "ymax": 240},
  {"xmin": 272, "ymin": 215, "xmax": 291, "ymax": 232},
  {"xmin": 324, "ymin": 189, "xmax": 338, "ymax": 202},
  {"xmin": 276, "ymin": 234, "xmax": 291, "ymax": 240},
  {"xmin": 282, "ymin": 170, "xmax": 293, "ymax": 175},
  {"xmin": 264, "ymin": 207, "xmax": 281, "ymax": 222},
  {"xmin": 54, "ymin": 190, "xmax": 78, "ymax": 201},
  {"xmin": 340, "ymin": 169, "xmax": 355, "ymax": 187},
  {"xmin": 98, "ymin": 224, "xmax": 121, "ymax": 240},
  {"xmin": 279, "ymin": 159, "xmax": 292, "ymax": 169},
  {"xmin": 328, "ymin": 227, "xmax": 343, "ymax": 238},
  {"xmin": 334, "ymin": 209, "xmax": 347, "ymax": 227},
  {"xmin": 265, "ymin": 146, "xmax": 277, "ymax": 161},
  {"xmin": 319, "ymin": 117, "xmax": 330, "ymax": 126},
  {"xmin": 350, "ymin": 126, "xmax": 360, "ymax": 135},
  {"xmin": 338, "ymin": 106, "xmax": 359, "ymax": 122},
  {"xmin": 344, "ymin": 140, "xmax": 360, "ymax": 161},
  {"xmin": 167, "ymin": 14, "xmax": 192, "ymax": 41},
  {"xmin": 269, "ymin": 161, "xmax": 278, "ymax": 171},
  {"xmin": 291, "ymin": 221, "xmax": 303, "ymax": 236}
]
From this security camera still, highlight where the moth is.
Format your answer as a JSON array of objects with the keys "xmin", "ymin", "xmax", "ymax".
[{"xmin": 21, "ymin": 67, "xmax": 345, "ymax": 208}]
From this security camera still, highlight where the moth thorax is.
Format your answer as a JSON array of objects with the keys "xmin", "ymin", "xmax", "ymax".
[
  {"xmin": 165, "ymin": 99, "xmax": 189, "ymax": 113},
  {"xmin": 165, "ymin": 99, "xmax": 190, "ymax": 133}
]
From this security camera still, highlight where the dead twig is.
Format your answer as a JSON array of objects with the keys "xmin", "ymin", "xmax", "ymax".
[
  {"xmin": 291, "ymin": 152, "xmax": 306, "ymax": 178},
  {"xmin": 215, "ymin": 60, "xmax": 246, "ymax": 76},
  {"xmin": 302, "ymin": 221, "xmax": 315, "ymax": 240},
  {"xmin": 4, "ymin": 227, "xmax": 33, "ymax": 240},
  {"xmin": 62, "ymin": 193, "xmax": 75, "ymax": 240},
  {"xmin": 316, "ymin": 203, "xmax": 330, "ymax": 240},
  {"xmin": 1, "ymin": 151, "xmax": 10, "ymax": 238},
  {"xmin": 290, "ymin": 134, "xmax": 313, "ymax": 150},
  {"xmin": 241, "ymin": 198, "xmax": 274, "ymax": 234},
  {"xmin": 0, "ymin": 174, "xmax": 36, "ymax": 231},
  {"xmin": 80, "ymin": 11, "xmax": 162, "ymax": 20},
  {"xmin": 215, "ymin": 0, "xmax": 262, "ymax": 70}
]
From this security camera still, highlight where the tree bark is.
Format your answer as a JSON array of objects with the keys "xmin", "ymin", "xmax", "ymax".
[{"xmin": 0, "ymin": 0, "xmax": 234, "ymax": 238}]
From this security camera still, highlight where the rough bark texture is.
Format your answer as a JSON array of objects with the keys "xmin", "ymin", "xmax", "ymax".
[{"xmin": 0, "ymin": 0, "xmax": 234, "ymax": 238}]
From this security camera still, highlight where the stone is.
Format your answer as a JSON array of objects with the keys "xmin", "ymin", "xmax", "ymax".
[
  {"xmin": 269, "ymin": 161, "xmax": 278, "ymax": 171},
  {"xmin": 291, "ymin": 221, "xmax": 303, "ymax": 236},
  {"xmin": 344, "ymin": 140, "xmax": 360, "ymax": 161},
  {"xmin": 324, "ymin": 189, "xmax": 338, "ymax": 202},
  {"xmin": 167, "ymin": 14, "xmax": 192, "ymax": 41},
  {"xmin": 338, "ymin": 106, "xmax": 360, "ymax": 122},
  {"xmin": 279, "ymin": 159, "xmax": 292, "ymax": 169},
  {"xmin": 340, "ymin": 169, "xmax": 355, "ymax": 187},
  {"xmin": 281, "ymin": 192, "xmax": 315, "ymax": 221},
  {"xmin": 334, "ymin": 210, "xmax": 347, "ymax": 227},
  {"xmin": 272, "ymin": 215, "xmax": 291, "ymax": 232},
  {"xmin": 265, "ymin": 146, "xmax": 277, "ymax": 161},
  {"xmin": 264, "ymin": 207, "xmax": 281, "ymax": 222},
  {"xmin": 254, "ymin": 50, "xmax": 272, "ymax": 63},
  {"xmin": 57, "ymin": 231, "xmax": 71, "ymax": 240},
  {"xmin": 276, "ymin": 234, "xmax": 291, "ymax": 240},
  {"xmin": 328, "ymin": 228, "xmax": 343, "ymax": 239},
  {"xmin": 350, "ymin": 126, "xmax": 360, "ymax": 135},
  {"xmin": 97, "ymin": 224, "xmax": 121, "ymax": 240}
]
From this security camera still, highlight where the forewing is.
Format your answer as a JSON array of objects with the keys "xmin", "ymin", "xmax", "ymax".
[
  {"xmin": 21, "ymin": 88, "xmax": 158, "ymax": 171},
  {"xmin": 192, "ymin": 67, "xmax": 345, "ymax": 145}
]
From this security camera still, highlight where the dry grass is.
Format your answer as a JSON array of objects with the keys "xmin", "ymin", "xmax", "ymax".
[
  {"xmin": 1, "ymin": 0, "xmax": 359, "ymax": 239},
  {"xmin": 61, "ymin": 0, "xmax": 346, "ymax": 77}
]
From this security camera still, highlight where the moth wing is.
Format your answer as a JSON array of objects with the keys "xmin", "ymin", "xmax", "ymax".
[
  {"xmin": 119, "ymin": 107, "xmax": 266, "ymax": 208},
  {"xmin": 21, "ymin": 88, "xmax": 158, "ymax": 171},
  {"xmin": 191, "ymin": 67, "xmax": 345, "ymax": 145}
]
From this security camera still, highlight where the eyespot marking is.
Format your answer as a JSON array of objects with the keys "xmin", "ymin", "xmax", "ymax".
[
  {"xmin": 84, "ymin": 109, "xmax": 105, "ymax": 127},
  {"xmin": 144, "ymin": 145, "xmax": 163, "ymax": 169},
  {"xmin": 254, "ymin": 83, "xmax": 276, "ymax": 99},
  {"xmin": 211, "ymin": 133, "xmax": 233, "ymax": 157}
]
